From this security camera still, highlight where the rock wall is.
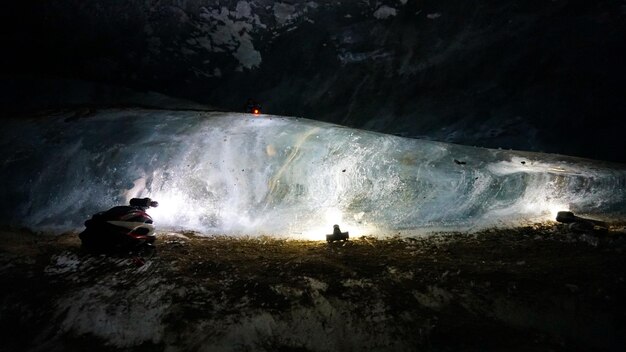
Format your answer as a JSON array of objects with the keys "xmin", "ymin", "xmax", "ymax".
[{"xmin": 3, "ymin": 0, "xmax": 626, "ymax": 161}]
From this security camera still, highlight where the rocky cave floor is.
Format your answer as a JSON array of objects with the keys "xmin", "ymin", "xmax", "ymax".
[{"xmin": 1, "ymin": 224, "xmax": 626, "ymax": 352}]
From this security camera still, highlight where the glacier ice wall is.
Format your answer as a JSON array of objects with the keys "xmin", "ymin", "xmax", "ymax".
[{"xmin": 1, "ymin": 109, "xmax": 625, "ymax": 238}]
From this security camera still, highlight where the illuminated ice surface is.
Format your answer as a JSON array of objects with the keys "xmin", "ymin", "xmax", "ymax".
[{"xmin": 1, "ymin": 109, "xmax": 625, "ymax": 238}]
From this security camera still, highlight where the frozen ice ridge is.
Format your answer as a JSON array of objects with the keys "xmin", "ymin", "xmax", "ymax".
[{"xmin": 1, "ymin": 109, "xmax": 625, "ymax": 238}]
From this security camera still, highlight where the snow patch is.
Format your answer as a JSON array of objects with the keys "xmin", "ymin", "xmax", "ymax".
[
  {"xmin": 387, "ymin": 266, "xmax": 414, "ymax": 280},
  {"xmin": 374, "ymin": 5, "xmax": 397, "ymax": 19},
  {"xmin": 195, "ymin": 36, "xmax": 212, "ymax": 51},
  {"xmin": 413, "ymin": 286, "xmax": 452, "ymax": 309},
  {"xmin": 56, "ymin": 277, "xmax": 174, "ymax": 347},
  {"xmin": 235, "ymin": 36, "xmax": 263, "ymax": 70},
  {"xmin": 45, "ymin": 252, "xmax": 80, "ymax": 274},
  {"xmin": 337, "ymin": 49, "xmax": 392, "ymax": 64},
  {"xmin": 196, "ymin": 6, "xmax": 263, "ymax": 70},
  {"xmin": 159, "ymin": 232, "xmax": 190, "ymax": 240},
  {"xmin": 273, "ymin": 3, "xmax": 298, "ymax": 25},
  {"xmin": 272, "ymin": 284, "xmax": 304, "ymax": 297},
  {"xmin": 427, "ymin": 13, "xmax": 442, "ymax": 20},
  {"xmin": 304, "ymin": 276, "xmax": 328, "ymax": 291},
  {"xmin": 234, "ymin": 1, "xmax": 252, "ymax": 19},
  {"xmin": 342, "ymin": 278, "xmax": 374, "ymax": 288}
]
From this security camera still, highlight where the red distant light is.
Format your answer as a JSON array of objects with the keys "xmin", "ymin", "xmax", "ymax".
[{"xmin": 253, "ymin": 109, "xmax": 260, "ymax": 115}]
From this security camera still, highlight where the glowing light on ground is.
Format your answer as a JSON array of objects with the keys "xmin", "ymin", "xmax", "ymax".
[
  {"xmin": 324, "ymin": 207, "xmax": 343, "ymax": 226},
  {"xmin": 547, "ymin": 203, "xmax": 570, "ymax": 222}
]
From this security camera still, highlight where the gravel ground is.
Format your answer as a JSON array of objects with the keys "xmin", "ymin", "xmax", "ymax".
[{"xmin": 1, "ymin": 224, "xmax": 626, "ymax": 351}]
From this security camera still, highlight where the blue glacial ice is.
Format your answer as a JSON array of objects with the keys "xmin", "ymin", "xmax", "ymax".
[{"xmin": 0, "ymin": 109, "xmax": 625, "ymax": 238}]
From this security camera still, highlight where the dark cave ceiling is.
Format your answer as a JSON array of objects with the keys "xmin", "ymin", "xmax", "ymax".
[{"xmin": 2, "ymin": 0, "xmax": 626, "ymax": 162}]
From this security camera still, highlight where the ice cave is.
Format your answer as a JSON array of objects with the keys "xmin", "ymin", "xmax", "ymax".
[{"xmin": 3, "ymin": 1, "xmax": 626, "ymax": 350}]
